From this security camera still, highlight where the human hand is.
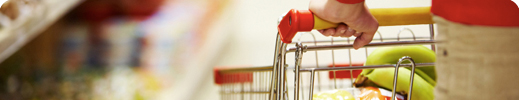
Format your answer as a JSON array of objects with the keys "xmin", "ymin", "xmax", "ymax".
[{"xmin": 309, "ymin": 0, "xmax": 379, "ymax": 49}]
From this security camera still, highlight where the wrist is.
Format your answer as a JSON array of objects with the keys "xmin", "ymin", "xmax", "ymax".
[
  {"xmin": 340, "ymin": 3, "xmax": 367, "ymax": 23},
  {"xmin": 336, "ymin": 0, "xmax": 365, "ymax": 4}
]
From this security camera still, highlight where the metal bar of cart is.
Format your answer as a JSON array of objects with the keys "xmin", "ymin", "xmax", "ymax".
[
  {"xmin": 293, "ymin": 37, "xmax": 431, "ymax": 44},
  {"xmin": 298, "ymin": 63, "xmax": 434, "ymax": 72},
  {"xmin": 220, "ymin": 91, "xmax": 271, "ymax": 94},
  {"xmin": 218, "ymin": 66, "xmax": 273, "ymax": 73},
  {"xmin": 287, "ymin": 40, "xmax": 435, "ymax": 52},
  {"xmin": 391, "ymin": 57, "xmax": 417, "ymax": 100},
  {"xmin": 217, "ymin": 62, "xmax": 432, "ymax": 74}
]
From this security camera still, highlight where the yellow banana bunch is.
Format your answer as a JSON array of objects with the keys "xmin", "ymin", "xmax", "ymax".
[
  {"xmin": 358, "ymin": 68, "xmax": 434, "ymax": 100},
  {"xmin": 355, "ymin": 45, "xmax": 436, "ymax": 100},
  {"xmin": 362, "ymin": 45, "xmax": 437, "ymax": 85}
]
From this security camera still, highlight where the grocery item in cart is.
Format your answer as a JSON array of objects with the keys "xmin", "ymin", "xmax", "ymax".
[
  {"xmin": 355, "ymin": 45, "xmax": 436, "ymax": 100},
  {"xmin": 313, "ymin": 89, "xmax": 354, "ymax": 100},
  {"xmin": 359, "ymin": 87, "xmax": 404, "ymax": 100},
  {"xmin": 356, "ymin": 68, "xmax": 434, "ymax": 100},
  {"xmin": 364, "ymin": 45, "xmax": 436, "ymax": 80},
  {"xmin": 361, "ymin": 45, "xmax": 436, "ymax": 86}
]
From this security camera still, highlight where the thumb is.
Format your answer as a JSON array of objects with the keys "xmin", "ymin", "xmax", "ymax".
[{"xmin": 353, "ymin": 32, "xmax": 374, "ymax": 50}]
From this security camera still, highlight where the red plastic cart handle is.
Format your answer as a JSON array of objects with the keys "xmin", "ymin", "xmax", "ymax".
[
  {"xmin": 277, "ymin": 9, "xmax": 314, "ymax": 43},
  {"xmin": 277, "ymin": 9, "xmax": 343, "ymax": 43}
]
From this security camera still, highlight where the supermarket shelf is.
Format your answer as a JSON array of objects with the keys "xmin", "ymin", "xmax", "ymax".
[{"xmin": 0, "ymin": 0, "xmax": 82, "ymax": 63}]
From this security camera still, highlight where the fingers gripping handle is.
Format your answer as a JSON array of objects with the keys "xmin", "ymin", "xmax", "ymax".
[{"xmin": 277, "ymin": 7, "xmax": 433, "ymax": 43}]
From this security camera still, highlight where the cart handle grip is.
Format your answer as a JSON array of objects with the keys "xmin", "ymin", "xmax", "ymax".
[{"xmin": 278, "ymin": 7, "xmax": 433, "ymax": 43}]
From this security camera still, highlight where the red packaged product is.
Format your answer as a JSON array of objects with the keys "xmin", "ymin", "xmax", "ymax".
[{"xmin": 359, "ymin": 87, "xmax": 405, "ymax": 100}]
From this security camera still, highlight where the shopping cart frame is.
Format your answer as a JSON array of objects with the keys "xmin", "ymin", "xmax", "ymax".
[
  {"xmin": 270, "ymin": 34, "xmax": 435, "ymax": 100},
  {"xmin": 215, "ymin": 7, "xmax": 437, "ymax": 100}
]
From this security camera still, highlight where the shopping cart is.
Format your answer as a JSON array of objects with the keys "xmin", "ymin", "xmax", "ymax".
[{"xmin": 214, "ymin": 7, "xmax": 436, "ymax": 100}]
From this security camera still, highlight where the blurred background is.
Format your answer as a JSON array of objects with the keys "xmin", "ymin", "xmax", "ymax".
[{"xmin": 0, "ymin": 0, "xmax": 431, "ymax": 99}]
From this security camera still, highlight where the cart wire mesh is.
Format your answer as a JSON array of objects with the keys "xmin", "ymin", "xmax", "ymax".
[{"xmin": 214, "ymin": 8, "xmax": 436, "ymax": 100}]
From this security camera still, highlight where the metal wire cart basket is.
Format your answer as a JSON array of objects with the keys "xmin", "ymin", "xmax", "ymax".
[{"xmin": 214, "ymin": 7, "xmax": 436, "ymax": 100}]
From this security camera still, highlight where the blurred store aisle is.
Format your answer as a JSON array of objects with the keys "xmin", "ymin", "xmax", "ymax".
[{"xmin": 0, "ymin": 0, "xmax": 234, "ymax": 99}]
